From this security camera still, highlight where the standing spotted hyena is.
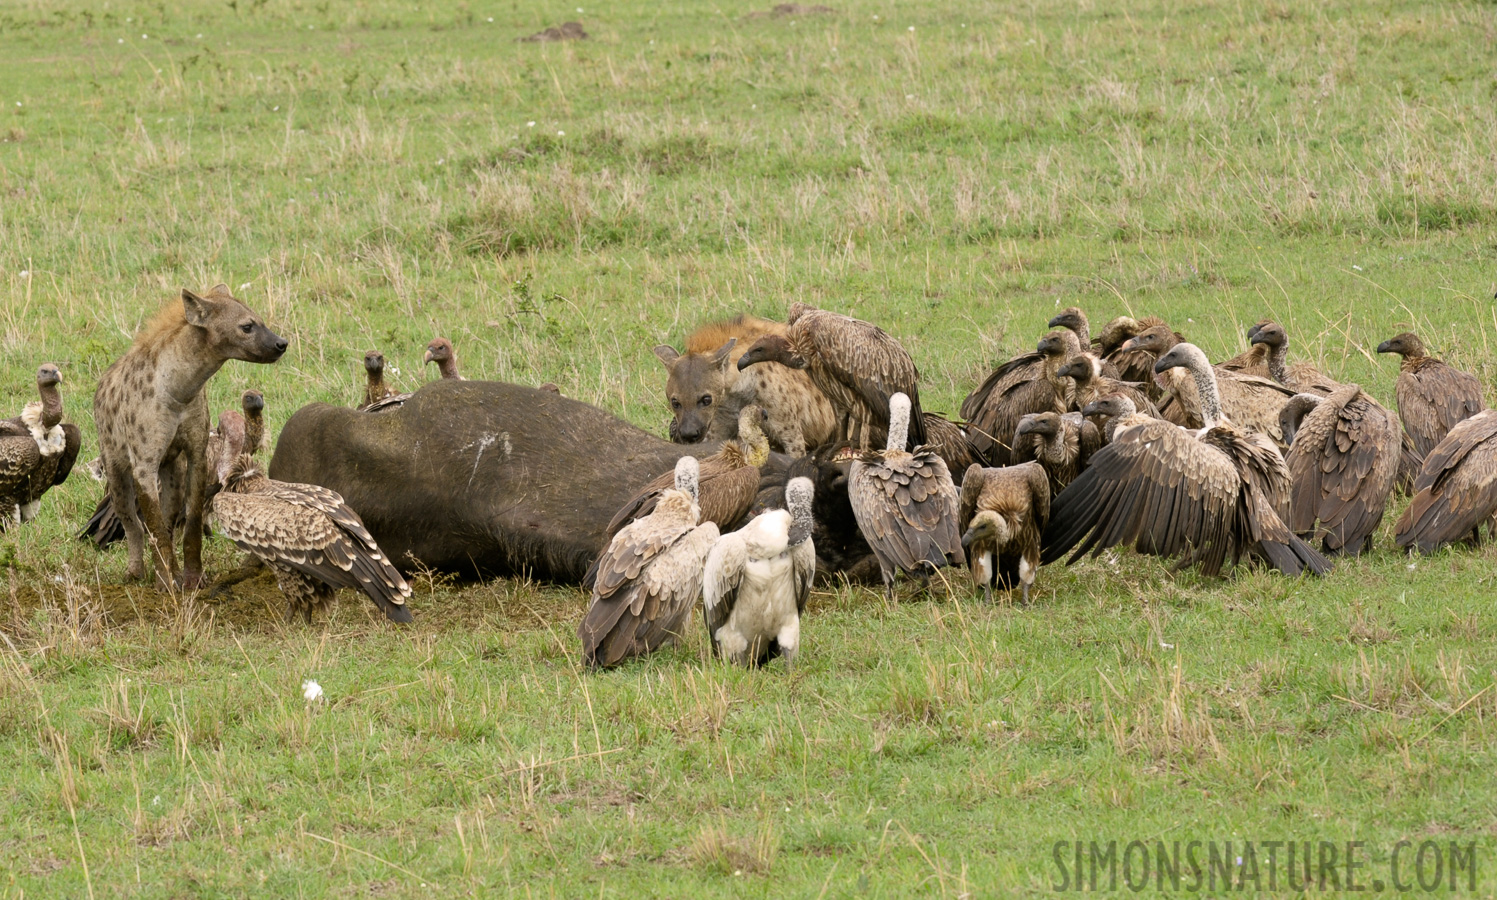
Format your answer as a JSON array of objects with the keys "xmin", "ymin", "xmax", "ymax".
[
  {"xmin": 94, "ymin": 285, "xmax": 287, "ymax": 589},
  {"xmin": 653, "ymin": 314, "xmax": 836, "ymax": 457}
]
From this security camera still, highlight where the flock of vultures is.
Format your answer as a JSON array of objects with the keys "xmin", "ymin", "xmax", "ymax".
[{"xmin": 1, "ymin": 287, "xmax": 1492, "ymax": 670}]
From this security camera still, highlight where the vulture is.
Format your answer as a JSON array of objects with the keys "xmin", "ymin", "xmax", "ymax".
[
  {"xmin": 1081, "ymin": 394, "xmax": 1154, "ymax": 443},
  {"xmin": 1250, "ymin": 323, "xmax": 1341, "ymax": 395},
  {"xmin": 959, "ymin": 329, "xmax": 1079, "ymax": 465},
  {"xmin": 1154, "ymin": 354, "xmax": 1298, "ymax": 445},
  {"xmin": 604, "ymin": 404, "xmax": 769, "ymax": 540},
  {"xmin": 1094, "ymin": 316, "xmax": 1182, "ymax": 390},
  {"xmin": 702, "ymin": 476, "xmax": 816, "ymax": 668},
  {"xmin": 425, "ymin": 337, "xmax": 464, "ymax": 380},
  {"xmin": 579, "ymin": 456, "xmax": 719, "ymax": 668},
  {"xmin": 1394, "ymin": 410, "xmax": 1497, "ymax": 554},
  {"xmin": 1397, "ymin": 432, "xmax": 1424, "ymax": 496},
  {"xmin": 1048, "ymin": 306, "xmax": 1093, "ymax": 347},
  {"xmin": 1056, "ymin": 355, "xmax": 1159, "ymax": 418},
  {"xmin": 957, "ymin": 461, "xmax": 1049, "ymax": 603},
  {"xmin": 1279, "ymin": 386, "xmax": 1400, "ymax": 556},
  {"xmin": 847, "ymin": 392, "xmax": 965, "ymax": 598},
  {"xmin": 538, "ymin": 382, "xmax": 561, "ymax": 394},
  {"xmin": 1377, "ymin": 332, "xmax": 1484, "ymax": 459},
  {"xmin": 208, "ymin": 410, "xmax": 414, "ymax": 624},
  {"xmin": 737, "ymin": 303, "xmax": 925, "ymax": 451},
  {"xmin": 1218, "ymin": 321, "xmax": 1273, "ymax": 375},
  {"xmin": 0, "ymin": 364, "xmax": 81, "ymax": 529},
  {"xmin": 1042, "ymin": 343, "xmax": 1332, "ymax": 578},
  {"xmin": 1012, "ymin": 411, "xmax": 1101, "ymax": 495},
  {"xmin": 79, "ymin": 389, "xmax": 265, "ymax": 547},
  {"xmin": 921, "ymin": 412, "xmax": 988, "ymax": 481},
  {"xmin": 359, "ymin": 350, "xmax": 412, "ymax": 412}
]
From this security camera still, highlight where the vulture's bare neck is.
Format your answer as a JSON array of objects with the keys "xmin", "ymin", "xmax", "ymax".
[
  {"xmin": 1188, "ymin": 361, "xmax": 1223, "ymax": 429},
  {"xmin": 36, "ymin": 383, "xmax": 63, "ymax": 430}
]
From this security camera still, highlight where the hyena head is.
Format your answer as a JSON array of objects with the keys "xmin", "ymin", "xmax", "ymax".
[
  {"xmin": 653, "ymin": 338, "xmax": 737, "ymax": 444},
  {"xmin": 183, "ymin": 284, "xmax": 288, "ymax": 364}
]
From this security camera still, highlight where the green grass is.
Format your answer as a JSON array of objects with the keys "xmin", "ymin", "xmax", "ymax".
[{"xmin": 3, "ymin": 0, "xmax": 1497, "ymax": 894}]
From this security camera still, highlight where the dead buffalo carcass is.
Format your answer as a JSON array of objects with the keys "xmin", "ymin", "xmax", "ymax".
[{"xmin": 268, "ymin": 380, "xmax": 719, "ymax": 583}]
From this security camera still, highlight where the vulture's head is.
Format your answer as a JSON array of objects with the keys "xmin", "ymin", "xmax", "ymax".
[
  {"xmin": 1246, "ymin": 320, "xmax": 1272, "ymax": 342},
  {"xmin": 1015, "ymin": 412, "xmax": 1061, "ymax": 440},
  {"xmin": 1278, "ymin": 393, "xmax": 1324, "ymax": 447},
  {"xmin": 424, "ymin": 337, "xmax": 455, "ymax": 366},
  {"xmin": 1120, "ymin": 325, "xmax": 1172, "ymax": 358},
  {"xmin": 539, "ymin": 382, "xmax": 560, "ymax": 394},
  {"xmin": 1154, "ymin": 342, "xmax": 1211, "ymax": 376},
  {"xmin": 672, "ymin": 455, "xmax": 702, "ymax": 504},
  {"xmin": 786, "ymin": 302, "xmax": 816, "ymax": 326},
  {"xmin": 1249, "ymin": 322, "xmax": 1287, "ymax": 349},
  {"xmin": 1035, "ymin": 330, "xmax": 1078, "ymax": 360},
  {"xmin": 1056, "ymin": 356, "xmax": 1098, "ymax": 382},
  {"xmin": 738, "ymin": 405, "xmax": 772, "ymax": 464},
  {"xmin": 785, "ymin": 476, "xmax": 815, "ymax": 545},
  {"xmin": 35, "ymin": 363, "xmax": 61, "ymax": 389},
  {"xmin": 1081, "ymin": 394, "xmax": 1137, "ymax": 420},
  {"xmin": 240, "ymin": 389, "xmax": 265, "ymax": 417},
  {"xmin": 737, "ymin": 334, "xmax": 806, "ymax": 371},
  {"xmin": 213, "ymin": 410, "xmax": 249, "ymax": 487},
  {"xmin": 961, "ymin": 511, "xmax": 1011, "ymax": 552},
  {"xmin": 1096, "ymin": 316, "xmax": 1141, "ymax": 351},
  {"xmin": 1048, "ymin": 306, "xmax": 1088, "ymax": 335},
  {"xmin": 1377, "ymin": 332, "xmax": 1425, "ymax": 359},
  {"xmin": 364, "ymin": 350, "xmax": 386, "ymax": 376},
  {"xmin": 886, "ymin": 392, "xmax": 914, "ymax": 452}
]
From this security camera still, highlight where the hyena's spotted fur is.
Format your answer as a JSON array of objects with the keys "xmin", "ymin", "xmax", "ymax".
[
  {"xmin": 93, "ymin": 285, "xmax": 287, "ymax": 589},
  {"xmin": 653, "ymin": 314, "xmax": 836, "ymax": 457}
]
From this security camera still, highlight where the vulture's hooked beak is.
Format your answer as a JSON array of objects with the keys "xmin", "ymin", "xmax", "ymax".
[{"xmin": 1375, "ymin": 340, "xmax": 1394, "ymax": 354}]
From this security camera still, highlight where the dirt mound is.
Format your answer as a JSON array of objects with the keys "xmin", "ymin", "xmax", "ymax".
[
  {"xmin": 519, "ymin": 21, "xmax": 588, "ymax": 42},
  {"xmin": 746, "ymin": 3, "xmax": 836, "ymax": 18}
]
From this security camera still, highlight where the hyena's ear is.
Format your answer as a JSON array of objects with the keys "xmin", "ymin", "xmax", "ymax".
[
  {"xmin": 205, "ymin": 283, "xmax": 234, "ymax": 299},
  {"xmin": 710, "ymin": 338, "xmax": 737, "ymax": 371},
  {"xmin": 182, "ymin": 288, "xmax": 216, "ymax": 327},
  {"xmin": 652, "ymin": 345, "xmax": 680, "ymax": 369}
]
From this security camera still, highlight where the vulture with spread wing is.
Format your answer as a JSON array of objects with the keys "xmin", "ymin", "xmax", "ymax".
[
  {"xmin": 579, "ymin": 456, "xmax": 719, "ymax": 668},
  {"xmin": 1394, "ymin": 410, "xmax": 1497, "ymax": 554},
  {"xmin": 737, "ymin": 303, "xmax": 924, "ymax": 451},
  {"xmin": 702, "ymin": 476, "xmax": 816, "ymax": 668},
  {"xmin": 1042, "ymin": 343, "xmax": 1332, "ymax": 577}
]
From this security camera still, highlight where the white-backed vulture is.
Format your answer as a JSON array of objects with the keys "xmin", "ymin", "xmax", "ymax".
[
  {"xmin": 425, "ymin": 336, "xmax": 464, "ymax": 380},
  {"xmin": 1394, "ymin": 410, "xmax": 1497, "ymax": 554},
  {"xmin": 1377, "ymin": 332, "xmax": 1484, "ymax": 459},
  {"xmin": 1012, "ymin": 411, "xmax": 1101, "ymax": 496},
  {"xmin": 1155, "ymin": 354, "xmax": 1299, "ymax": 446},
  {"xmin": 605, "ymin": 404, "xmax": 769, "ymax": 539},
  {"xmin": 1042, "ymin": 344, "xmax": 1332, "ymax": 577},
  {"xmin": 1249, "ymin": 322, "xmax": 1341, "ymax": 395},
  {"xmin": 1218, "ymin": 321, "xmax": 1273, "ymax": 375},
  {"xmin": 580, "ymin": 456, "xmax": 720, "ymax": 668},
  {"xmin": 1081, "ymin": 394, "xmax": 1154, "ymax": 443},
  {"xmin": 957, "ymin": 461, "xmax": 1049, "ymax": 603},
  {"xmin": 1048, "ymin": 307, "xmax": 1092, "ymax": 347},
  {"xmin": 1056, "ymin": 355, "xmax": 1160, "ymax": 418},
  {"xmin": 848, "ymin": 393, "xmax": 964, "ymax": 598},
  {"xmin": 1279, "ymin": 386, "xmax": 1400, "ymax": 556},
  {"xmin": 959, "ymin": 330, "xmax": 1079, "ymax": 465},
  {"xmin": 736, "ymin": 303, "xmax": 924, "ymax": 451},
  {"xmin": 0, "ymin": 364, "xmax": 81, "ymax": 529},
  {"xmin": 702, "ymin": 476, "xmax": 815, "ymax": 668},
  {"xmin": 360, "ymin": 350, "xmax": 413, "ymax": 412},
  {"xmin": 1095, "ymin": 316, "xmax": 1181, "ymax": 390},
  {"xmin": 208, "ymin": 411, "xmax": 414, "ymax": 624}
]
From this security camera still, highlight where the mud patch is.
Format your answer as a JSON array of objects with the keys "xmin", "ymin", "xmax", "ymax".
[{"xmin": 519, "ymin": 22, "xmax": 589, "ymax": 42}]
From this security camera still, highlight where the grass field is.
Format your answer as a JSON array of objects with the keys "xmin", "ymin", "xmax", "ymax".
[{"xmin": 3, "ymin": 0, "xmax": 1497, "ymax": 894}]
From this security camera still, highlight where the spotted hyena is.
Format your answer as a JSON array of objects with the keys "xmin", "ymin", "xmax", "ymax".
[
  {"xmin": 653, "ymin": 314, "xmax": 837, "ymax": 457},
  {"xmin": 94, "ymin": 285, "xmax": 287, "ymax": 589}
]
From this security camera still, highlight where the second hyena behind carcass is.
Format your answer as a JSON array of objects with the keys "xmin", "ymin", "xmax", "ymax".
[{"xmin": 653, "ymin": 314, "xmax": 836, "ymax": 457}]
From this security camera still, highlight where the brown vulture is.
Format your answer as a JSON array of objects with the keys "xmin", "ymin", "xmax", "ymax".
[
  {"xmin": 425, "ymin": 336, "xmax": 464, "ymax": 380},
  {"xmin": 1154, "ymin": 353, "xmax": 1298, "ymax": 445},
  {"xmin": 1394, "ymin": 410, "xmax": 1497, "ymax": 554},
  {"xmin": 702, "ymin": 476, "xmax": 816, "ymax": 668},
  {"xmin": 0, "ymin": 364, "xmax": 81, "ymax": 529},
  {"xmin": 1012, "ymin": 411, "xmax": 1101, "ymax": 495},
  {"xmin": 208, "ymin": 411, "xmax": 414, "ymax": 624},
  {"xmin": 921, "ymin": 412, "xmax": 988, "ymax": 481},
  {"xmin": 959, "ymin": 329, "xmax": 1080, "ymax": 465},
  {"xmin": 957, "ymin": 461, "xmax": 1050, "ymax": 603},
  {"xmin": 1048, "ymin": 307, "xmax": 1093, "ymax": 347},
  {"xmin": 1249, "ymin": 322, "xmax": 1341, "ymax": 395},
  {"xmin": 1042, "ymin": 343, "xmax": 1332, "ymax": 578},
  {"xmin": 1081, "ymin": 394, "xmax": 1155, "ymax": 443},
  {"xmin": 1377, "ymin": 332, "xmax": 1484, "ymax": 459},
  {"xmin": 1218, "ymin": 321, "xmax": 1273, "ymax": 375},
  {"xmin": 847, "ymin": 392, "xmax": 965, "ymax": 599},
  {"xmin": 736, "ymin": 302, "xmax": 924, "ymax": 451},
  {"xmin": 1279, "ymin": 386, "xmax": 1400, "ymax": 556},
  {"xmin": 359, "ymin": 350, "xmax": 413, "ymax": 412},
  {"xmin": 1056, "ymin": 355, "xmax": 1160, "ymax": 418},
  {"xmin": 1094, "ymin": 316, "xmax": 1182, "ymax": 391},
  {"xmin": 579, "ymin": 456, "xmax": 719, "ymax": 668}
]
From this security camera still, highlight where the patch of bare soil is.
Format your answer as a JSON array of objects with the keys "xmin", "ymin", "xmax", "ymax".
[{"xmin": 519, "ymin": 22, "xmax": 589, "ymax": 42}]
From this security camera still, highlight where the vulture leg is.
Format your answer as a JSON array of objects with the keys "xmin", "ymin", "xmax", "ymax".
[
  {"xmin": 882, "ymin": 568, "xmax": 897, "ymax": 602},
  {"xmin": 777, "ymin": 618, "xmax": 800, "ymax": 671}
]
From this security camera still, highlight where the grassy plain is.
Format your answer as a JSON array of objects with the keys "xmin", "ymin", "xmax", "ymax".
[{"xmin": 2, "ymin": 0, "xmax": 1497, "ymax": 894}]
